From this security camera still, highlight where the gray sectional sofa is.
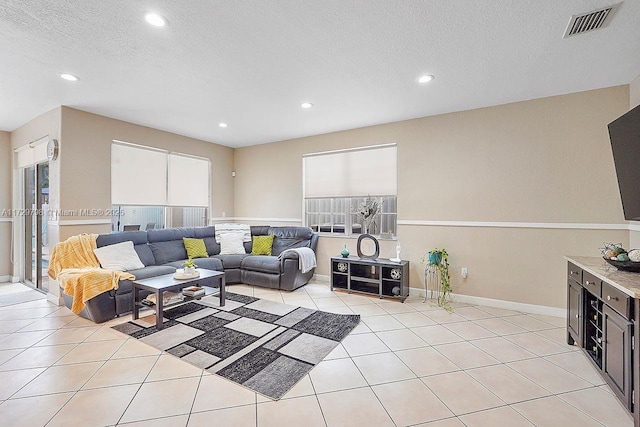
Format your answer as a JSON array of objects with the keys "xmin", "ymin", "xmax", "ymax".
[{"xmin": 61, "ymin": 225, "xmax": 318, "ymax": 323}]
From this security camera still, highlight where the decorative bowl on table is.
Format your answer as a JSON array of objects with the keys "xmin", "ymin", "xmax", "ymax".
[
  {"xmin": 174, "ymin": 269, "xmax": 200, "ymax": 280},
  {"xmin": 603, "ymin": 257, "xmax": 640, "ymax": 273}
]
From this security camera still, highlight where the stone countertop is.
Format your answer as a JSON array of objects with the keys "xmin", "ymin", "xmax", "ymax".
[{"xmin": 565, "ymin": 256, "xmax": 640, "ymax": 298}]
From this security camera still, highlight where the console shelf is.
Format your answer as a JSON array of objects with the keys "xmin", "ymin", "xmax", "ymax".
[{"xmin": 331, "ymin": 256, "xmax": 409, "ymax": 302}]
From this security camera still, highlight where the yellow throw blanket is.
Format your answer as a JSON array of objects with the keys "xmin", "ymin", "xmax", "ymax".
[{"xmin": 48, "ymin": 234, "xmax": 135, "ymax": 314}]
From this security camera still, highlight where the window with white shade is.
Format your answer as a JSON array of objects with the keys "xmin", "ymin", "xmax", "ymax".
[
  {"xmin": 167, "ymin": 154, "xmax": 209, "ymax": 207},
  {"xmin": 111, "ymin": 143, "xmax": 167, "ymax": 206},
  {"xmin": 110, "ymin": 141, "xmax": 210, "ymax": 231},
  {"xmin": 303, "ymin": 144, "xmax": 397, "ymax": 237},
  {"xmin": 15, "ymin": 137, "xmax": 48, "ymax": 168}
]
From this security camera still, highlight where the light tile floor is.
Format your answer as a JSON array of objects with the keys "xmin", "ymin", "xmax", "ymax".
[{"xmin": 0, "ymin": 281, "xmax": 633, "ymax": 427}]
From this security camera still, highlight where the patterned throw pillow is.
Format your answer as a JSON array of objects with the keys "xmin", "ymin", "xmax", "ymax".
[
  {"xmin": 183, "ymin": 238, "xmax": 209, "ymax": 259},
  {"xmin": 252, "ymin": 235, "xmax": 275, "ymax": 256}
]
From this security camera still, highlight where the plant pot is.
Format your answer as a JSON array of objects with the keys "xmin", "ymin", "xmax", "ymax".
[
  {"xmin": 428, "ymin": 252, "xmax": 442, "ymax": 265},
  {"xmin": 184, "ymin": 266, "xmax": 196, "ymax": 275}
]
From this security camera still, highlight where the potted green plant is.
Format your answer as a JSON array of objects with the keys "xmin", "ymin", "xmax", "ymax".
[
  {"xmin": 182, "ymin": 258, "xmax": 198, "ymax": 275},
  {"xmin": 422, "ymin": 248, "xmax": 452, "ymax": 312}
]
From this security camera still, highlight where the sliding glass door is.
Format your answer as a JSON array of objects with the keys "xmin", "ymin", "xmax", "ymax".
[{"xmin": 23, "ymin": 162, "xmax": 49, "ymax": 292}]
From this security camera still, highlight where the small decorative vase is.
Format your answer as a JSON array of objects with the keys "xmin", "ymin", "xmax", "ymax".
[
  {"xmin": 395, "ymin": 242, "xmax": 401, "ymax": 260},
  {"xmin": 341, "ymin": 245, "xmax": 350, "ymax": 258}
]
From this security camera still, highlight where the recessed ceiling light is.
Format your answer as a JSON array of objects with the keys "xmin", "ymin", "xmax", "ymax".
[
  {"xmin": 145, "ymin": 13, "xmax": 166, "ymax": 27},
  {"xmin": 218, "ymin": 123, "xmax": 228, "ymax": 128},
  {"xmin": 59, "ymin": 73, "xmax": 79, "ymax": 81},
  {"xmin": 417, "ymin": 75, "xmax": 434, "ymax": 84},
  {"xmin": 301, "ymin": 102, "xmax": 313, "ymax": 109}
]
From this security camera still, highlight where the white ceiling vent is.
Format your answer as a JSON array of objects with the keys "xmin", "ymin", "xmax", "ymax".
[{"xmin": 563, "ymin": 3, "xmax": 621, "ymax": 38}]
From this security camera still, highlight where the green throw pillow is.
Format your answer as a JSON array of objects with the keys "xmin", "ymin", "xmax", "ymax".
[
  {"xmin": 252, "ymin": 235, "xmax": 275, "ymax": 256},
  {"xmin": 183, "ymin": 238, "xmax": 209, "ymax": 259}
]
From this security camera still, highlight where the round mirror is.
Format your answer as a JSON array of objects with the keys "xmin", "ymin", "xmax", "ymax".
[{"xmin": 357, "ymin": 234, "xmax": 380, "ymax": 260}]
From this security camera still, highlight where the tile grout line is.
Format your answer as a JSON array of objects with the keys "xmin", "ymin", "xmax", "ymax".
[
  {"xmin": 306, "ymin": 373, "xmax": 329, "ymax": 427},
  {"xmin": 39, "ymin": 336, "xmax": 131, "ymax": 425},
  {"xmin": 113, "ymin": 348, "xmax": 164, "ymax": 426}
]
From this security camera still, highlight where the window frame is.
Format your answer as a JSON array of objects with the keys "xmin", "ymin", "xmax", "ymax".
[
  {"xmin": 111, "ymin": 205, "xmax": 209, "ymax": 232},
  {"xmin": 110, "ymin": 140, "xmax": 212, "ymax": 231},
  {"xmin": 305, "ymin": 195, "xmax": 397, "ymax": 238},
  {"xmin": 302, "ymin": 143, "xmax": 398, "ymax": 238}
]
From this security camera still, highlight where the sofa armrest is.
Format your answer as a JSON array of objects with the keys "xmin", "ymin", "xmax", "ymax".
[
  {"xmin": 279, "ymin": 251, "xmax": 301, "ymax": 261},
  {"xmin": 310, "ymin": 233, "xmax": 319, "ymax": 252},
  {"xmin": 280, "ymin": 257, "xmax": 315, "ymax": 291}
]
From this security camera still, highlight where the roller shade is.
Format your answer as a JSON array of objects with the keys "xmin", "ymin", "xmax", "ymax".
[
  {"xmin": 167, "ymin": 154, "xmax": 210, "ymax": 207},
  {"xmin": 15, "ymin": 138, "xmax": 48, "ymax": 168},
  {"xmin": 304, "ymin": 144, "xmax": 397, "ymax": 197},
  {"xmin": 111, "ymin": 143, "xmax": 167, "ymax": 205}
]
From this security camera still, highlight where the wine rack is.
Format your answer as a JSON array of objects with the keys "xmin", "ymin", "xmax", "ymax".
[{"xmin": 585, "ymin": 293, "xmax": 603, "ymax": 368}]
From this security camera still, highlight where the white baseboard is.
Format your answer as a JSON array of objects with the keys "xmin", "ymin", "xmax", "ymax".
[
  {"xmin": 11, "ymin": 276, "xmax": 20, "ymax": 283},
  {"xmin": 314, "ymin": 278, "xmax": 564, "ymax": 317},
  {"xmin": 0, "ymin": 275, "xmax": 10, "ymax": 283},
  {"xmin": 409, "ymin": 286, "xmax": 565, "ymax": 318}
]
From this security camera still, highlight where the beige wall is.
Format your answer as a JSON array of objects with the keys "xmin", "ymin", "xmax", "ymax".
[
  {"xmin": 629, "ymin": 75, "xmax": 640, "ymax": 248},
  {"xmin": 0, "ymin": 131, "xmax": 12, "ymax": 278},
  {"xmin": 235, "ymin": 86, "xmax": 630, "ymax": 308},
  {"xmin": 57, "ymin": 107, "xmax": 235, "ymax": 239},
  {"xmin": 630, "ymin": 74, "xmax": 640, "ymax": 109}
]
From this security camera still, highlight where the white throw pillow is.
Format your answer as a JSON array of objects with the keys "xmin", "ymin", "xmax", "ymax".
[
  {"xmin": 93, "ymin": 241, "xmax": 145, "ymax": 271},
  {"xmin": 219, "ymin": 232, "xmax": 247, "ymax": 255}
]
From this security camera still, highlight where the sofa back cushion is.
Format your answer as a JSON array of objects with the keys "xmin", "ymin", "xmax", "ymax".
[
  {"xmin": 193, "ymin": 226, "xmax": 220, "ymax": 255},
  {"xmin": 147, "ymin": 228, "xmax": 195, "ymax": 264},
  {"xmin": 268, "ymin": 226, "xmax": 314, "ymax": 256},
  {"xmin": 96, "ymin": 230, "xmax": 156, "ymax": 266}
]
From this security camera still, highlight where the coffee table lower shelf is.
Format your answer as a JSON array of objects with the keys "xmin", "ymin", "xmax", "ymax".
[{"xmin": 132, "ymin": 269, "xmax": 225, "ymax": 330}]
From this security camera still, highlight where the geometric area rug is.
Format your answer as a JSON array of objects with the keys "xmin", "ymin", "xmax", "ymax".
[{"xmin": 112, "ymin": 292, "xmax": 360, "ymax": 399}]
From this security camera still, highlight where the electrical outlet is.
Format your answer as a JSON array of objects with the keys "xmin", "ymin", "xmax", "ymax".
[{"xmin": 461, "ymin": 267, "xmax": 468, "ymax": 279}]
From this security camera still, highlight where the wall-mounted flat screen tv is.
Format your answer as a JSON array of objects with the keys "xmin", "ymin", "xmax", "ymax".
[{"xmin": 608, "ymin": 103, "xmax": 640, "ymax": 221}]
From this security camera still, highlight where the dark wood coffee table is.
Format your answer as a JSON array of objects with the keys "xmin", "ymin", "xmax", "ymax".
[{"xmin": 132, "ymin": 269, "xmax": 225, "ymax": 330}]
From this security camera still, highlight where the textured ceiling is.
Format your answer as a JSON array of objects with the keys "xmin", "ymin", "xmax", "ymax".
[{"xmin": 1, "ymin": 0, "xmax": 639, "ymax": 147}]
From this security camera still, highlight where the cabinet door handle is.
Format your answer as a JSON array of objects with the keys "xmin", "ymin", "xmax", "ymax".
[
  {"xmin": 585, "ymin": 281, "xmax": 592, "ymax": 286},
  {"xmin": 607, "ymin": 295, "xmax": 619, "ymax": 301},
  {"xmin": 570, "ymin": 271, "xmax": 578, "ymax": 275},
  {"xmin": 575, "ymin": 314, "xmax": 579, "ymax": 319},
  {"xmin": 597, "ymin": 338, "xmax": 602, "ymax": 344}
]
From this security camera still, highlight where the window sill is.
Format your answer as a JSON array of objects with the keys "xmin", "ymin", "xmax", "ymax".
[{"xmin": 315, "ymin": 233, "xmax": 397, "ymax": 241}]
